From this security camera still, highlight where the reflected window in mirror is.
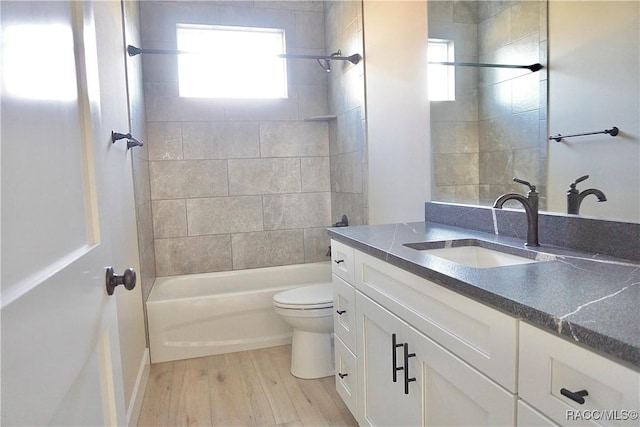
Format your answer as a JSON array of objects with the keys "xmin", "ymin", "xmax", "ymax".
[{"xmin": 428, "ymin": 39, "xmax": 455, "ymax": 101}]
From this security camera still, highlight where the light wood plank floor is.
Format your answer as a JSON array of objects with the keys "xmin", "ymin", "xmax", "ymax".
[{"xmin": 137, "ymin": 345, "xmax": 358, "ymax": 426}]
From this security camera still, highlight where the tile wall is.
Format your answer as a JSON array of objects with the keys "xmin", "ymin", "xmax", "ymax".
[
  {"xmin": 139, "ymin": 1, "xmax": 355, "ymax": 277},
  {"xmin": 430, "ymin": 0, "xmax": 547, "ymax": 208},
  {"xmin": 325, "ymin": 1, "xmax": 367, "ymax": 226},
  {"xmin": 126, "ymin": 1, "xmax": 156, "ymax": 301}
]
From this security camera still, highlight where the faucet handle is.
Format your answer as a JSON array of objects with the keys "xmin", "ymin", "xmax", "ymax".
[
  {"xmin": 571, "ymin": 175, "xmax": 589, "ymax": 188},
  {"xmin": 513, "ymin": 178, "xmax": 536, "ymax": 192}
]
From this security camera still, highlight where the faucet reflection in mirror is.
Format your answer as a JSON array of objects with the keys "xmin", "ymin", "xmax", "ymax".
[
  {"xmin": 493, "ymin": 178, "xmax": 539, "ymax": 247},
  {"xmin": 567, "ymin": 175, "xmax": 607, "ymax": 215}
]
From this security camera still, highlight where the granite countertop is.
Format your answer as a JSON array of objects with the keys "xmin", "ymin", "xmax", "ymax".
[{"xmin": 327, "ymin": 221, "xmax": 640, "ymax": 371}]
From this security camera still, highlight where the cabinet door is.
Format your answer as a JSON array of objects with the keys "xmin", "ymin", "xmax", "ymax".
[
  {"xmin": 407, "ymin": 325, "xmax": 516, "ymax": 426},
  {"xmin": 356, "ymin": 292, "xmax": 422, "ymax": 426},
  {"xmin": 333, "ymin": 275, "xmax": 357, "ymax": 352}
]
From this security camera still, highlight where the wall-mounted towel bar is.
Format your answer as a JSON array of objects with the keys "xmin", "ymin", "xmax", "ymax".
[
  {"xmin": 429, "ymin": 61, "xmax": 543, "ymax": 72},
  {"xmin": 549, "ymin": 127, "xmax": 619, "ymax": 142},
  {"xmin": 126, "ymin": 45, "xmax": 362, "ymax": 72},
  {"xmin": 112, "ymin": 131, "xmax": 144, "ymax": 149}
]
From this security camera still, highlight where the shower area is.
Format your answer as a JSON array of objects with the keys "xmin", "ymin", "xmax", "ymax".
[
  {"xmin": 132, "ymin": 1, "xmax": 366, "ymax": 302},
  {"xmin": 429, "ymin": 0, "xmax": 548, "ymax": 208}
]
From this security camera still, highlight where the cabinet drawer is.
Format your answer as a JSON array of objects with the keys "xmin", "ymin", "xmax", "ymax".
[
  {"xmin": 331, "ymin": 240, "xmax": 355, "ymax": 284},
  {"xmin": 354, "ymin": 250, "xmax": 518, "ymax": 392},
  {"xmin": 335, "ymin": 335, "xmax": 358, "ymax": 419},
  {"xmin": 333, "ymin": 275, "xmax": 357, "ymax": 353},
  {"xmin": 519, "ymin": 322, "xmax": 640, "ymax": 426},
  {"xmin": 517, "ymin": 400, "xmax": 559, "ymax": 426}
]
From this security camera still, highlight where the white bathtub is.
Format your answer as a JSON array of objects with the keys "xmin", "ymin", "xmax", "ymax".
[{"xmin": 146, "ymin": 262, "xmax": 332, "ymax": 363}]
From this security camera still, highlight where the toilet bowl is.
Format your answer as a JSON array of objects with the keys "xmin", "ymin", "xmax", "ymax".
[{"xmin": 273, "ymin": 283, "xmax": 335, "ymax": 379}]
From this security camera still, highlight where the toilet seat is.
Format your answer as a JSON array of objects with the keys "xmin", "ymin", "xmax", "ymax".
[{"xmin": 273, "ymin": 283, "xmax": 333, "ymax": 310}]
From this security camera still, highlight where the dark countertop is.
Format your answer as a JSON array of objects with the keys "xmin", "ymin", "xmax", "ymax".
[{"xmin": 328, "ymin": 221, "xmax": 640, "ymax": 371}]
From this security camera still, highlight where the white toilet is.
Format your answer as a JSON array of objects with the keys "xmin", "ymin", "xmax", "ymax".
[{"xmin": 273, "ymin": 283, "xmax": 335, "ymax": 379}]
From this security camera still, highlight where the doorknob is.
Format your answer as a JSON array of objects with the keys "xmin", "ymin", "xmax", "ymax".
[{"xmin": 105, "ymin": 267, "xmax": 136, "ymax": 295}]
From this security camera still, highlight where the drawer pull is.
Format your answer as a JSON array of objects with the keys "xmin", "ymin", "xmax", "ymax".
[
  {"xmin": 392, "ymin": 333, "xmax": 404, "ymax": 382},
  {"xmin": 560, "ymin": 388, "xmax": 589, "ymax": 404},
  {"xmin": 338, "ymin": 372, "xmax": 349, "ymax": 379},
  {"xmin": 403, "ymin": 343, "xmax": 416, "ymax": 395},
  {"xmin": 334, "ymin": 259, "xmax": 345, "ymax": 264},
  {"xmin": 336, "ymin": 310, "xmax": 346, "ymax": 315}
]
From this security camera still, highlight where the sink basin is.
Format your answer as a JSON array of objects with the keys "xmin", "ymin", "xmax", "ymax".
[{"xmin": 403, "ymin": 239, "xmax": 542, "ymax": 269}]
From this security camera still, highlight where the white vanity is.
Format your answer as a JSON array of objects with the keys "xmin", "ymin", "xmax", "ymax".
[{"xmin": 330, "ymin": 238, "xmax": 640, "ymax": 426}]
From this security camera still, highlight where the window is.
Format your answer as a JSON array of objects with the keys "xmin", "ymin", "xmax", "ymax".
[
  {"xmin": 428, "ymin": 39, "xmax": 455, "ymax": 101},
  {"xmin": 176, "ymin": 24, "xmax": 287, "ymax": 99}
]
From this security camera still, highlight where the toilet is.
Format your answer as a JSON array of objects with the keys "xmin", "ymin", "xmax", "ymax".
[{"xmin": 273, "ymin": 283, "xmax": 335, "ymax": 379}]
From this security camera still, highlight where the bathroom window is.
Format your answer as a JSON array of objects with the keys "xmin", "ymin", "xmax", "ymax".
[
  {"xmin": 428, "ymin": 39, "xmax": 455, "ymax": 101},
  {"xmin": 176, "ymin": 24, "xmax": 288, "ymax": 99}
]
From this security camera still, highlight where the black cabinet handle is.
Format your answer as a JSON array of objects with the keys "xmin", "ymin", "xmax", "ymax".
[
  {"xmin": 403, "ymin": 343, "xmax": 416, "ymax": 395},
  {"xmin": 560, "ymin": 388, "xmax": 589, "ymax": 404},
  {"xmin": 336, "ymin": 310, "xmax": 346, "ymax": 315},
  {"xmin": 392, "ymin": 333, "xmax": 404, "ymax": 382},
  {"xmin": 338, "ymin": 372, "xmax": 348, "ymax": 379},
  {"xmin": 334, "ymin": 259, "xmax": 345, "ymax": 264}
]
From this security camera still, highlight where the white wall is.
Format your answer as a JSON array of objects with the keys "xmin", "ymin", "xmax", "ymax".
[
  {"xmin": 547, "ymin": 1, "xmax": 640, "ymax": 222},
  {"xmin": 363, "ymin": 1, "xmax": 431, "ymax": 224}
]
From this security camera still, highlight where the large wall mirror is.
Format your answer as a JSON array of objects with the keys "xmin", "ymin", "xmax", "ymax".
[{"xmin": 428, "ymin": 0, "xmax": 640, "ymax": 223}]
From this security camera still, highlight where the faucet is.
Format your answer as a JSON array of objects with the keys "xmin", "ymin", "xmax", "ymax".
[
  {"xmin": 567, "ymin": 175, "xmax": 607, "ymax": 215},
  {"xmin": 493, "ymin": 178, "xmax": 539, "ymax": 247}
]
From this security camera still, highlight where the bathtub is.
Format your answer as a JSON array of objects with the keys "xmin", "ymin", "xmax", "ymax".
[{"xmin": 146, "ymin": 262, "xmax": 331, "ymax": 363}]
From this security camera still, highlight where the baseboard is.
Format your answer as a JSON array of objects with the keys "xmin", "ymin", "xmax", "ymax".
[{"xmin": 126, "ymin": 348, "xmax": 150, "ymax": 427}]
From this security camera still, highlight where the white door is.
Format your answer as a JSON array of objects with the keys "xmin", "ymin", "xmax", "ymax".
[{"xmin": 2, "ymin": 1, "xmax": 134, "ymax": 425}]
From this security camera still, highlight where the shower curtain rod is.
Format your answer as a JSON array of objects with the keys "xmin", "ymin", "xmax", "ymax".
[
  {"xmin": 429, "ymin": 61, "xmax": 543, "ymax": 72},
  {"xmin": 126, "ymin": 45, "xmax": 362, "ymax": 65}
]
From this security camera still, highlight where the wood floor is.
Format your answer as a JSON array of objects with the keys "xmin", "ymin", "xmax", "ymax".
[{"xmin": 137, "ymin": 345, "xmax": 358, "ymax": 426}]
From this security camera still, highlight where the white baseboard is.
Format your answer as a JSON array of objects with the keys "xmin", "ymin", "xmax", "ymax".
[{"xmin": 126, "ymin": 348, "xmax": 150, "ymax": 427}]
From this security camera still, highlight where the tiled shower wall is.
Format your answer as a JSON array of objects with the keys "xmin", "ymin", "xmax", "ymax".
[
  {"xmin": 140, "ymin": 1, "xmax": 335, "ymax": 277},
  {"xmin": 125, "ymin": 0, "xmax": 156, "ymax": 301},
  {"xmin": 325, "ymin": 1, "xmax": 367, "ymax": 226},
  {"xmin": 430, "ymin": 0, "xmax": 547, "ymax": 208}
]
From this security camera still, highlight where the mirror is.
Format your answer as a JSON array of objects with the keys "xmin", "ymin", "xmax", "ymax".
[
  {"xmin": 428, "ymin": 0, "xmax": 640, "ymax": 223},
  {"xmin": 429, "ymin": 0, "xmax": 548, "ymax": 209}
]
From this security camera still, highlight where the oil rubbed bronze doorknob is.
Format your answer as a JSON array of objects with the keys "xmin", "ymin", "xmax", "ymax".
[{"xmin": 105, "ymin": 267, "xmax": 136, "ymax": 295}]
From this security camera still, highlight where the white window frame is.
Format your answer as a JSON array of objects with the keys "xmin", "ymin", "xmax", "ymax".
[
  {"xmin": 176, "ymin": 23, "xmax": 288, "ymax": 99},
  {"xmin": 428, "ymin": 38, "xmax": 455, "ymax": 101}
]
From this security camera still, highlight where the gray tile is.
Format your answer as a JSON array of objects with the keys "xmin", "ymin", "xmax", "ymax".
[
  {"xmin": 144, "ymin": 82, "xmax": 180, "ymax": 122},
  {"xmin": 294, "ymin": 10, "xmax": 325, "ymax": 49},
  {"xmin": 155, "ymin": 235, "xmax": 232, "ymax": 276},
  {"xmin": 223, "ymin": 96, "xmax": 299, "ymax": 121},
  {"xmin": 304, "ymin": 227, "xmax": 332, "ymax": 263},
  {"xmin": 331, "ymin": 107, "xmax": 365, "ymax": 155},
  {"xmin": 231, "ymin": 230, "xmax": 304, "ymax": 269},
  {"xmin": 331, "ymin": 192, "xmax": 365, "ymax": 226},
  {"xmin": 152, "ymin": 200, "xmax": 187, "ymax": 239},
  {"xmin": 301, "ymin": 157, "xmax": 330, "ymax": 192},
  {"xmin": 263, "ymin": 192, "xmax": 331, "ymax": 230},
  {"xmin": 147, "ymin": 122, "xmax": 183, "ymax": 161},
  {"xmin": 512, "ymin": 148, "xmax": 541, "ymax": 187},
  {"xmin": 186, "ymin": 196, "xmax": 263, "ymax": 236},
  {"xmin": 511, "ymin": 1, "xmax": 541, "ymax": 41},
  {"xmin": 228, "ymin": 158, "xmax": 301, "ymax": 195},
  {"xmin": 479, "ymin": 151, "xmax": 513, "ymax": 185},
  {"xmin": 136, "ymin": 200, "xmax": 154, "ymax": 253},
  {"xmin": 454, "ymin": 1, "xmax": 478, "ymax": 24},
  {"xmin": 330, "ymin": 152, "xmax": 363, "ymax": 194},
  {"xmin": 260, "ymin": 122, "xmax": 329, "ymax": 157},
  {"xmin": 433, "ymin": 153, "xmax": 479, "ymax": 186},
  {"xmin": 297, "ymin": 84, "xmax": 330, "ymax": 119},
  {"xmin": 512, "ymin": 72, "xmax": 540, "ymax": 114},
  {"xmin": 182, "ymin": 122, "xmax": 260, "ymax": 160},
  {"xmin": 150, "ymin": 160, "xmax": 228, "ymax": 199},
  {"xmin": 478, "ymin": 8, "xmax": 511, "ymax": 55}
]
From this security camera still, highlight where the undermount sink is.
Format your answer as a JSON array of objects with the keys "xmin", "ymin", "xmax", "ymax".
[{"xmin": 403, "ymin": 239, "xmax": 544, "ymax": 269}]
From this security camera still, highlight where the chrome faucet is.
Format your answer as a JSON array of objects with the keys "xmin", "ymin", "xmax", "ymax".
[
  {"xmin": 567, "ymin": 175, "xmax": 607, "ymax": 215},
  {"xmin": 493, "ymin": 178, "xmax": 539, "ymax": 247}
]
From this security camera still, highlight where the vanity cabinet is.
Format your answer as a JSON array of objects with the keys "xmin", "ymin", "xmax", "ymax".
[
  {"xmin": 357, "ymin": 291, "xmax": 515, "ymax": 426},
  {"xmin": 519, "ymin": 322, "xmax": 640, "ymax": 427},
  {"xmin": 331, "ymin": 240, "xmax": 358, "ymax": 417},
  {"xmin": 330, "ymin": 239, "xmax": 639, "ymax": 426}
]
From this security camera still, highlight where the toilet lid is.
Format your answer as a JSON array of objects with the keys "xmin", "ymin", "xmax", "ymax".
[{"xmin": 273, "ymin": 283, "xmax": 333, "ymax": 308}]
